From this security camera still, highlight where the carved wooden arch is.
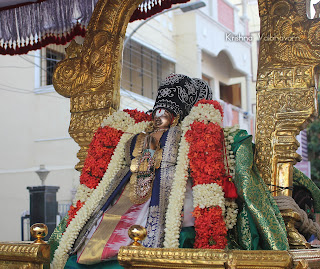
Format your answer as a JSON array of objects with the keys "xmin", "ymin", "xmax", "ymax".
[{"xmin": 53, "ymin": 0, "xmax": 145, "ymax": 171}]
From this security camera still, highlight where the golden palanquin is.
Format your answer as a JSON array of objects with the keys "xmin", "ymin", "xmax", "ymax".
[{"xmin": 2, "ymin": 0, "xmax": 320, "ymax": 268}]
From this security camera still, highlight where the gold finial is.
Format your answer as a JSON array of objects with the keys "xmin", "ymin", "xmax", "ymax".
[
  {"xmin": 30, "ymin": 223, "xmax": 48, "ymax": 244},
  {"xmin": 128, "ymin": 225, "xmax": 147, "ymax": 247}
]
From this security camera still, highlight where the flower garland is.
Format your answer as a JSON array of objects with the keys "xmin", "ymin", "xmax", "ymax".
[
  {"xmin": 79, "ymin": 126, "xmax": 124, "ymax": 189},
  {"xmin": 163, "ymin": 136, "xmax": 190, "ymax": 248},
  {"xmin": 65, "ymin": 110, "xmax": 151, "ymax": 227},
  {"xmin": 101, "ymin": 110, "xmax": 136, "ymax": 131},
  {"xmin": 52, "ymin": 109, "xmax": 151, "ymax": 268},
  {"xmin": 223, "ymin": 125, "xmax": 239, "ymax": 178},
  {"xmin": 123, "ymin": 108, "xmax": 152, "ymax": 123},
  {"xmin": 52, "ymin": 119, "xmax": 150, "ymax": 269},
  {"xmin": 164, "ymin": 100, "xmax": 238, "ymax": 249}
]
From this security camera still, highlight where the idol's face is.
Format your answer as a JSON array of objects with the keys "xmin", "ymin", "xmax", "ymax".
[{"xmin": 153, "ymin": 109, "xmax": 172, "ymax": 130}]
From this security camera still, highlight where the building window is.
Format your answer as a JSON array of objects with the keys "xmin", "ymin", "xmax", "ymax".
[
  {"xmin": 121, "ymin": 39, "xmax": 175, "ymax": 100},
  {"xmin": 38, "ymin": 37, "xmax": 174, "ymax": 96},
  {"xmin": 219, "ymin": 82, "xmax": 241, "ymax": 108},
  {"xmin": 38, "ymin": 37, "xmax": 85, "ymax": 87},
  {"xmin": 40, "ymin": 45, "xmax": 66, "ymax": 86},
  {"xmin": 46, "ymin": 49, "xmax": 65, "ymax": 85}
]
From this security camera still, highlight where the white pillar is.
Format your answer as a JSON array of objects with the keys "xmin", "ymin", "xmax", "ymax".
[{"xmin": 241, "ymin": 0, "xmax": 248, "ymax": 20}]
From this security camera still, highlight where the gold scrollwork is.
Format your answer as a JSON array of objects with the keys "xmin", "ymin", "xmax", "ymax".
[
  {"xmin": 118, "ymin": 247, "xmax": 292, "ymax": 268},
  {"xmin": 53, "ymin": 0, "xmax": 145, "ymax": 171},
  {"xmin": 255, "ymin": 87, "xmax": 315, "ymax": 189}
]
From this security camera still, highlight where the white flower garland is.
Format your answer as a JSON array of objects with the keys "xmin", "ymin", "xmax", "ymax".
[
  {"xmin": 192, "ymin": 183, "xmax": 225, "ymax": 213},
  {"xmin": 74, "ymin": 184, "xmax": 94, "ymax": 204},
  {"xmin": 223, "ymin": 125, "xmax": 239, "ymax": 177},
  {"xmin": 181, "ymin": 103, "xmax": 223, "ymax": 132},
  {"xmin": 163, "ymin": 136, "xmax": 190, "ymax": 248},
  {"xmin": 51, "ymin": 120, "xmax": 150, "ymax": 269},
  {"xmin": 222, "ymin": 125, "xmax": 239, "ymax": 231},
  {"xmin": 101, "ymin": 110, "xmax": 135, "ymax": 132},
  {"xmin": 71, "ymin": 111, "xmax": 136, "ymax": 207},
  {"xmin": 224, "ymin": 199, "xmax": 238, "ymax": 230}
]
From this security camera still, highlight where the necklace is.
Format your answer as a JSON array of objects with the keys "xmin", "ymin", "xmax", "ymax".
[{"xmin": 152, "ymin": 128, "xmax": 168, "ymax": 133}]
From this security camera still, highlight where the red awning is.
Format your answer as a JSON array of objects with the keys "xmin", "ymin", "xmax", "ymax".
[{"xmin": 0, "ymin": 0, "xmax": 189, "ymax": 55}]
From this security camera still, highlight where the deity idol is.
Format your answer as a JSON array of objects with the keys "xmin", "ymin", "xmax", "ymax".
[{"xmin": 49, "ymin": 74, "xmax": 320, "ymax": 269}]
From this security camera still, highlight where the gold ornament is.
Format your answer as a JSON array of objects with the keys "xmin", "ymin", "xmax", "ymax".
[
  {"xmin": 30, "ymin": 223, "xmax": 48, "ymax": 244},
  {"xmin": 0, "ymin": 223, "xmax": 49, "ymax": 268},
  {"xmin": 171, "ymin": 114, "xmax": 180, "ymax": 127},
  {"xmin": 128, "ymin": 225, "xmax": 147, "ymax": 247},
  {"xmin": 254, "ymin": 0, "xmax": 320, "ymax": 248}
]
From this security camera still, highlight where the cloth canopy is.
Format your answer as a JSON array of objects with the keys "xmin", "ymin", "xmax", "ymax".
[{"xmin": 0, "ymin": 0, "xmax": 189, "ymax": 55}]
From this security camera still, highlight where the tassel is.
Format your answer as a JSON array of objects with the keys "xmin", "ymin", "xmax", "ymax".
[
  {"xmin": 60, "ymin": 34, "xmax": 67, "ymax": 45},
  {"xmin": 223, "ymin": 176, "xmax": 238, "ymax": 199}
]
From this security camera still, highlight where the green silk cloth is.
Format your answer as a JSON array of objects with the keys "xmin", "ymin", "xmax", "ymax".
[
  {"xmin": 65, "ymin": 256, "xmax": 123, "ymax": 269},
  {"xmin": 48, "ymin": 215, "xmax": 68, "ymax": 263},
  {"xmin": 230, "ymin": 130, "xmax": 289, "ymax": 250},
  {"xmin": 293, "ymin": 168, "xmax": 320, "ymax": 213}
]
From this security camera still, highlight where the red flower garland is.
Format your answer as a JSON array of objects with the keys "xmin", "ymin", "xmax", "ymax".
[
  {"xmin": 123, "ymin": 109, "xmax": 152, "ymax": 123},
  {"xmin": 80, "ymin": 126, "xmax": 124, "ymax": 189},
  {"xmin": 193, "ymin": 207, "xmax": 227, "ymax": 249},
  {"xmin": 186, "ymin": 99, "xmax": 228, "ymax": 249},
  {"xmin": 66, "ymin": 109, "xmax": 152, "ymax": 227},
  {"xmin": 185, "ymin": 122, "xmax": 225, "ymax": 186},
  {"xmin": 67, "ymin": 200, "xmax": 84, "ymax": 226}
]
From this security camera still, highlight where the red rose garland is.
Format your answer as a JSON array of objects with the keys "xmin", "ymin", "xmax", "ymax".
[{"xmin": 66, "ymin": 109, "xmax": 152, "ymax": 227}]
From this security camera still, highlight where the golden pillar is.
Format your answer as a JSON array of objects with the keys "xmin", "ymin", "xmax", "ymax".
[
  {"xmin": 52, "ymin": 0, "xmax": 144, "ymax": 171},
  {"xmin": 255, "ymin": 0, "xmax": 320, "ymax": 248},
  {"xmin": 255, "ymin": 0, "xmax": 319, "ymax": 195}
]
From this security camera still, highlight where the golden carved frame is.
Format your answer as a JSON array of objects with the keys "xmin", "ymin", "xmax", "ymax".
[
  {"xmin": 53, "ymin": 0, "xmax": 145, "ymax": 171},
  {"xmin": 255, "ymin": 0, "xmax": 319, "ymax": 196}
]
